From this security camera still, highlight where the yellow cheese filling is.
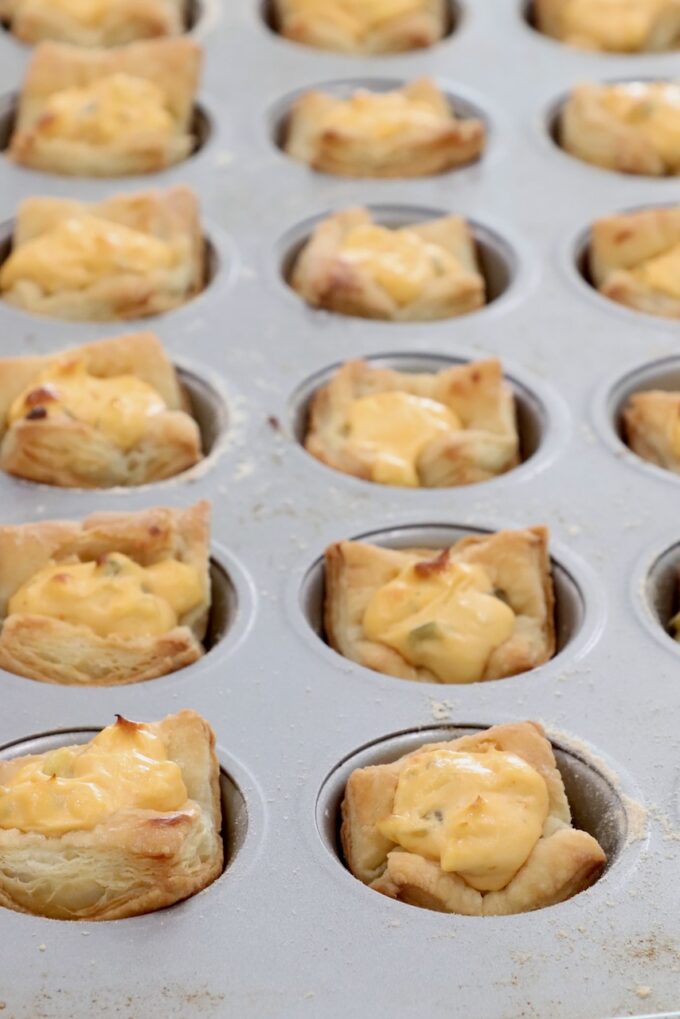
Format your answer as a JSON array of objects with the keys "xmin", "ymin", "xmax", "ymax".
[
  {"xmin": 598, "ymin": 82, "xmax": 680, "ymax": 165},
  {"xmin": 561, "ymin": 0, "xmax": 670, "ymax": 51},
  {"xmin": 338, "ymin": 224, "xmax": 459, "ymax": 304},
  {"xmin": 288, "ymin": 0, "xmax": 423, "ymax": 35},
  {"xmin": 0, "ymin": 215, "xmax": 177, "ymax": 296},
  {"xmin": 48, "ymin": 0, "xmax": 110, "ymax": 28},
  {"xmin": 9, "ymin": 358, "xmax": 167, "ymax": 450},
  {"xmin": 0, "ymin": 717, "xmax": 187, "ymax": 836},
  {"xmin": 36, "ymin": 74, "xmax": 176, "ymax": 146},
  {"xmin": 8, "ymin": 552, "xmax": 203, "ymax": 638},
  {"xmin": 631, "ymin": 242, "xmax": 680, "ymax": 299},
  {"xmin": 346, "ymin": 390, "xmax": 461, "ymax": 486},
  {"xmin": 378, "ymin": 747, "xmax": 549, "ymax": 891},
  {"xmin": 323, "ymin": 91, "xmax": 447, "ymax": 140},
  {"xmin": 363, "ymin": 553, "xmax": 515, "ymax": 683}
]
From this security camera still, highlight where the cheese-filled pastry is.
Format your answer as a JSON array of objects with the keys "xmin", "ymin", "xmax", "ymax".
[
  {"xmin": 561, "ymin": 81, "xmax": 680, "ymax": 176},
  {"xmin": 291, "ymin": 208, "xmax": 485, "ymax": 321},
  {"xmin": 342, "ymin": 721, "xmax": 606, "ymax": 915},
  {"xmin": 285, "ymin": 79, "xmax": 484, "ymax": 178},
  {"xmin": 589, "ymin": 206, "xmax": 680, "ymax": 319},
  {"xmin": 324, "ymin": 526, "xmax": 555, "ymax": 684},
  {"xmin": 0, "ymin": 186, "xmax": 204, "ymax": 321},
  {"xmin": 273, "ymin": 0, "xmax": 447, "ymax": 54},
  {"xmin": 0, "ymin": 500, "xmax": 211, "ymax": 685},
  {"xmin": 0, "ymin": 0, "xmax": 186, "ymax": 47},
  {"xmin": 8, "ymin": 39, "xmax": 202, "ymax": 177},
  {"xmin": 623, "ymin": 388, "xmax": 680, "ymax": 471},
  {"xmin": 0, "ymin": 332, "xmax": 203, "ymax": 488},
  {"xmin": 534, "ymin": 0, "xmax": 680, "ymax": 52},
  {"xmin": 0, "ymin": 710, "xmax": 223, "ymax": 920},
  {"xmin": 305, "ymin": 358, "xmax": 519, "ymax": 487}
]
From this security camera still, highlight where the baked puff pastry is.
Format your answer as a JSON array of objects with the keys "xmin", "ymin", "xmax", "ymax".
[
  {"xmin": 291, "ymin": 208, "xmax": 485, "ymax": 321},
  {"xmin": 0, "ymin": 186, "xmax": 204, "ymax": 321},
  {"xmin": 8, "ymin": 38, "xmax": 202, "ymax": 177},
  {"xmin": 285, "ymin": 79, "xmax": 484, "ymax": 179},
  {"xmin": 622, "ymin": 388, "xmax": 680, "ymax": 471},
  {"xmin": 0, "ymin": 332, "xmax": 202, "ymax": 488},
  {"xmin": 561, "ymin": 82, "xmax": 680, "ymax": 176},
  {"xmin": 0, "ymin": 500, "xmax": 211, "ymax": 685},
  {"xmin": 534, "ymin": 0, "xmax": 680, "ymax": 52},
  {"xmin": 589, "ymin": 207, "xmax": 680, "ymax": 319},
  {"xmin": 0, "ymin": 710, "xmax": 223, "ymax": 920},
  {"xmin": 341, "ymin": 721, "xmax": 606, "ymax": 915},
  {"xmin": 305, "ymin": 358, "xmax": 519, "ymax": 488},
  {"xmin": 0, "ymin": 0, "xmax": 186, "ymax": 47},
  {"xmin": 273, "ymin": 0, "xmax": 447, "ymax": 54},
  {"xmin": 324, "ymin": 526, "xmax": 555, "ymax": 684}
]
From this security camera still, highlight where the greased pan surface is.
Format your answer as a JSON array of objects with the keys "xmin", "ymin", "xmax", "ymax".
[{"xmin": 0, "ymin": 1, "xmax": 679, "ymax": 1017}]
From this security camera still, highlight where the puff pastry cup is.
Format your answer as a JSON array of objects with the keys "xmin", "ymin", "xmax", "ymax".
[
  {"xmin": 0, "ymin": 186, "xmax": 204, "ymax": 321},
  {"xmin": 324, "ymin": 526, "xmax": 555, "ymax": 684},
  {"xmin": 273, "ymin": 0, "xmax": 447, "ymax": 54},
  {"xmin": 8, "ymin": 38, "xmax": 202, "ymax": 177},
  {"xmin": 341, "ymin": 721, "xmax": 606, "ymax": 916},
  {"xmin": 561, "ymin": 82, "xmax": 680, "ymax": 177},
  {"xmin": 305, "ymin": 358, "xmax": 519, "ymax": 488},
  {"xmin": 285, "ymin": 79, "xmax": 484, "ymax": 179},
  {"xmin": 0, "ymin": 331, "xmax": 203, "ymax": 488},
  {"xmin": 291, "ymin": 208, "xmax": 485, "ymax": 322},
  {"xmin": 0, "ymin": 0, "xmax": 186, "ymax": 47},
  {"xmin": 0, "ymin": 710, "xmax": 223, "ymax": 921},
  {"xmin": 589, "ymin": 207, "xmax": 680, "ymax": 319},
  {"xmin": 534, "ymin": 0, "xmax": 680, "ymax": 52},
  {"xmin": 0, "ymin": 500, "xmax": 211, "ymax": 685},
  {"xmin": 622, "ymin": 388, "xmax": 680, "ymax": 471}
]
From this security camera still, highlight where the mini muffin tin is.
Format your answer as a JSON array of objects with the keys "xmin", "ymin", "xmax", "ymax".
[{"xmin": 0, "ymin": 1, "xmax": 679, "ymax": 1017}]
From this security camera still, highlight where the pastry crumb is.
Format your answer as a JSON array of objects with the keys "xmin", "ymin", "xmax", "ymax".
[
  {"xmin": 635, "ymin": 985, "xmax": 652, "ymax": 999},
  {"xmin": 429, "ymin": 698, "xmax": 453, "ymax": 720},
  {"xmin": 38, "ymin": 944, "xmax": 46, "ymax": 951}
]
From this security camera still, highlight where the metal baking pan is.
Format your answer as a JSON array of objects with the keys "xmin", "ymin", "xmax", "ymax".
[{"xmin": 0, "ymin": 1, "xmax": 679, "ymax": 1016}]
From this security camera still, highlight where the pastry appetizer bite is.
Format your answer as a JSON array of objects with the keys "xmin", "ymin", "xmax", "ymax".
[
  {"xmin": 0, "ymin": 710, "xmax": 223, "ymax": 920},
  {"xmin": 622, "ymin": 388, "xmax": 680, "ymax": 472},
  {"xmin": 561, "ymin": 81, "xmax": 680, "ymax": 177},
  {"xmin": 305, "ymin": 358, "xmax": 519, "ymax": 487},
  {"xmin": 291, "ymin": 208, "xmax": 485, "ymax": 322},
  {"xmin": 324, "ymin": 526, "xmax": 555, "ymax": 684},
  {"xmin": 0, "ymin": 0, "xmax": 187, "ymax": 47},
  {"xmin": 0, "ymin": 186, "xmax": 204, "ymax": 321},
  {"xmin": 285, "ymin": 79, "xmax": 484, "ymax": 179},
  {"xmin": 8, "ymin": 38, "xmax": 202, "ymax": 177},
  {"xmin": 589, "ymin": 207, "xmax": 680, "ymax": 319},
  {"xmin": 342, "ymin": 721, "xmax": 606, "ymax": 915},
  {"xmin": 0, "ymin": 332, "xmax": 203, "ymax": 487},
  {"xmin": 273, "ymin": 0, "xmax": 447, "ymax": 55},
  {"xmin": 534, "ymin": 0, "xmax": 680, "ymax": 52},
  {"xmin": 0, "ymin": 501, "xmax": 211, "ymax": 685}
]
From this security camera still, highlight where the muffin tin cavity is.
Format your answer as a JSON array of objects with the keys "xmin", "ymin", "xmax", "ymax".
[
  {"xmin": 177, "ymin": 365, "xmax": 228, "ymax": 464},
  {"xmin": 316, "ymin": 725, "xmax": 628, "ymax": 888},
  {"xmin": 260, "ymin": 0, "xmax": 462, "ymax": 47},
  {"xmin": 643, "ymin": 541, "xmax": 680, "ymax": 646},
  {"xmin": 270, "ymin": 77, "xmax": 487, "ymax": 173},
  {"xmin": 0, "ymin": 93, "xmax": 214, "ymax": 170},
  {"xmin": 288, "ymin": 352, "xmax": 547, "ymax": 483},
  {"xmin": 600, "ymin": 355, "xmax": 680, "ymax": 478},
  {"xmin": 299, "ymin": 523, "xmax": 586, "ymax": 679},
  {"xmin": 0, "ymin": 726, "xmax": 248, "ymax": 891},
  {"xmin": 204, "ymin": 558, "xmax": 238, "ymax": 653},
  {"xmin": 280, "ymin": 205, "xmax": 517, "ymax": 313}
]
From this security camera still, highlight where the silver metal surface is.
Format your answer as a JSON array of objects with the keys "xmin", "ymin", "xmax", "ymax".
[{"xmin": 0, "ymin": 1, "xmax": 678, "ymax": 1017}]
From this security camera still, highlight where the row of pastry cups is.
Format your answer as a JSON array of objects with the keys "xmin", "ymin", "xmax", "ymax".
[
  {"xmin": 3, "ymin": 45, "xmax": 680, "ymax": 182},
  {"xmin": 4, "ymin": 328, "xmax": 680, "ymax": 492},
  {"xmin": 1, "ymin": 496, "xmax": 679, "ymax": 689},
  {"xmin": 0, "ymin": 188, "xmax": 678, "ymax": 324},
  {"xmin": 0, "ymin": 711, "xmax": 633, "ymax": 922}
]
